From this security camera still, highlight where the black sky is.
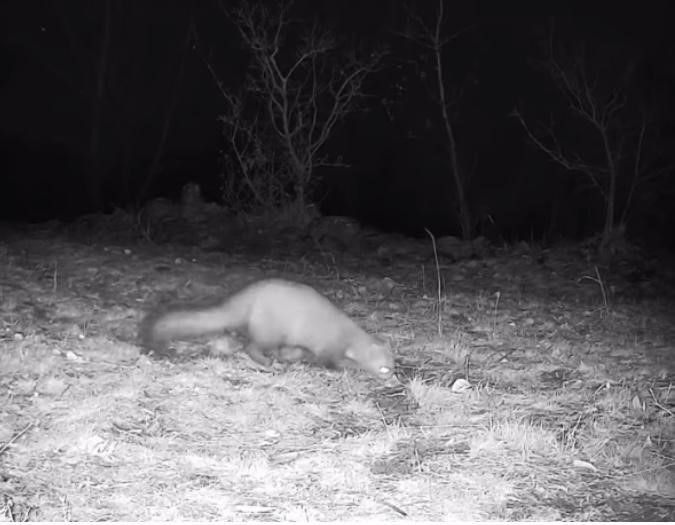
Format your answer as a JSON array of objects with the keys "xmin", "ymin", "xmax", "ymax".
[{"xmin": 1, "ymin": 1, "xmax": 674, "ymax": 246}]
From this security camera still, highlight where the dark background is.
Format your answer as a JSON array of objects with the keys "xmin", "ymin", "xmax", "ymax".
[{"xmin": 1, "ymin": 1, "xmax": 674, "ymax": 248}]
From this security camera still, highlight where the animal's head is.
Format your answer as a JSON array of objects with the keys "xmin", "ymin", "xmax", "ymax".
[{"xmin": 345, "ymin": 336, "xmax": 395, "ymax": 381}]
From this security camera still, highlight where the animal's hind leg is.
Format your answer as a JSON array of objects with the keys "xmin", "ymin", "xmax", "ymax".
[
  {"xmin": 244, "ymin": 342, "xmax": 273, "ymax": 367},
  {"xmin": 276, "ymin": 346, "xmax": 309, "ymax": 363}
]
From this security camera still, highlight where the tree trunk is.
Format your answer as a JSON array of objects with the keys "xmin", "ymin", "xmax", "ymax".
[
  {"xmin": 88, "ymin": 0, "xmax": 112, "ymax": 212},
  {"xmin": 432, "ymin": 1, "xmax": 471, "ymax": 240},
  {"xmin": 599, "ymin": 129, "xmax": 618, "ymax": 258}
]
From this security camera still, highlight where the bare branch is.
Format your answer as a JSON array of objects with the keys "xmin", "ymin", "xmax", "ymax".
[
  {"xmin": 620, "ymin": 114, "xmax": 647, "ymax": 225},
  {"xmin": 511, "ymin": 108, "xmax": 605, "ymax": 194},
  {"xmin": 519, "ymin": 26, "xmax": 674, "ymax": 254},
  {"xmin": 210, "ymin": 0, "xmax": 383, "ymax": 206}
]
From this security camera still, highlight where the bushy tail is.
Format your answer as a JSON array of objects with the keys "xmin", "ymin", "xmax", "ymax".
[{"xmin": 140, "ymin": 302, "xmax": 245, "ymax": 351}]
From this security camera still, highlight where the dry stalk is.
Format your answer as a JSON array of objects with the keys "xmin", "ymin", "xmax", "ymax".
[
  {"xmin": 52, "ymin": 261, "xmax": 58, "ymax": 293},
  {"xmin": 424, "ymin": 228, "xmax": 443, "ymax": 337},
  {"xmin": 491, "ymin": 290, "xmax": 501, "ymax": 339},
  {"xmin": 581, "ymin": 265, "xmax": 609, "ymax": 311}
]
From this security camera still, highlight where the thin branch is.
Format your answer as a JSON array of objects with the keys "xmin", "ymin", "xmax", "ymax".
[
  {"xmin": 621, "ymin": 114, "xmax": 647, "ymax": 225},
  {"xmin": 511, "ymin": 108, "xmax": 602, "ymax": 185}
]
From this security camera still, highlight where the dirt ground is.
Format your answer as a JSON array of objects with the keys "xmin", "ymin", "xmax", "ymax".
[{"xmin": 1, "ymin": 218, "xmax": 673, "ymax": 521}]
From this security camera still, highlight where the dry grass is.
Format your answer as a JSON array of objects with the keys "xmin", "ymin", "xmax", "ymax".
[{"xmin": 0, "ymin": 230, "xmax": 673, "ymax": 520}]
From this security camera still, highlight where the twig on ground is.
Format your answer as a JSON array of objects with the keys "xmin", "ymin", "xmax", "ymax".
[
  {"xmin": 649, "ymin": 387, "xmax": 674, "ymax": 416},
  {"xmin": 580, "ymin": 265, "xmax": 609, "ymax": 310},
  {"xmin": 0, "ymin": 421, "xmax": 36, "ymax": 457}
]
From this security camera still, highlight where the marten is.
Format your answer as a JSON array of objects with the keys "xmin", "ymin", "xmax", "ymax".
[{"xmin": 140, "ymin": 279, "xmax": 395, "ymax": 380}]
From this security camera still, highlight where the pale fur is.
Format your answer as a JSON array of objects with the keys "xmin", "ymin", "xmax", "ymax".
[{"xmin": 141, "ymin": 279, "xmax": 394, "ymax": 380}]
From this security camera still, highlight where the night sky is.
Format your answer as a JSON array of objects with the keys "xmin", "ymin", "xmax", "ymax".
[{"xmin": 1, "ymin": 1, "xmax": 674, "ymax": 248}]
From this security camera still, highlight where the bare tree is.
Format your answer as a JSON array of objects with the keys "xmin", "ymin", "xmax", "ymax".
[
  {"xmin": 219, "ymin": 91, "xmax": 287, "ymax": 212},
  {"xmin": 86, "ymin": 0, "xmax": 112, "ymax": 210},
  {"xmin": 192, "ymin": 22, "xmax": 285, "ymax": 215},
  {"xmin": 400, "ymin": 0, "xmax": 473, "ymax": 240},
  {"xmin": 221, "ymin": 1, "xmax": 384, "ymax": 211},
  {"xmin": 512, "ymin": 26, "xmax": 672, "ymax": 258}
]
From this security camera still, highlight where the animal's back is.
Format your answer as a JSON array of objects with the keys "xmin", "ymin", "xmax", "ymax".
[{"xmin": 245, "ymin": 279, "xmax": 358, "ymax": 350}]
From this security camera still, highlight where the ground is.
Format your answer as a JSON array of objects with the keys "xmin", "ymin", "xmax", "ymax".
[{"xmin": 0, "ymin": 216, "xmax": 673, "ymax": 521}]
